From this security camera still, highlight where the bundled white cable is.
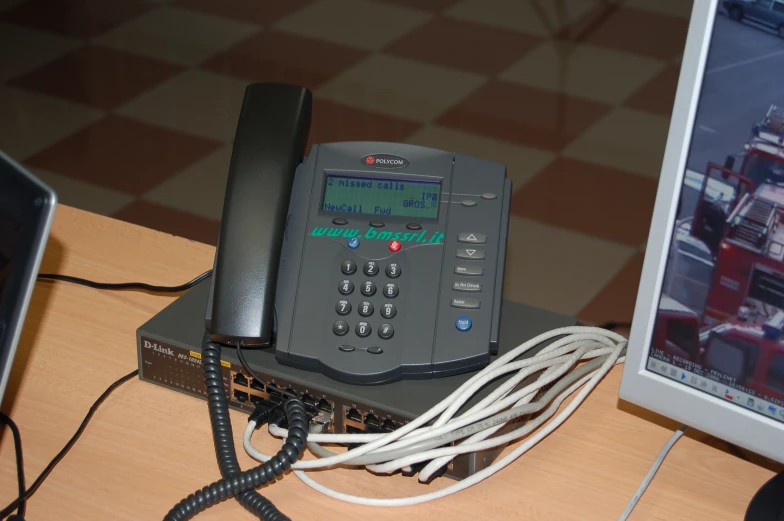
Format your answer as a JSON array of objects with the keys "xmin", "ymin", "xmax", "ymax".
[{"xmin": 244, "ymin": 326, "xmax": 627, "ymax": 506}]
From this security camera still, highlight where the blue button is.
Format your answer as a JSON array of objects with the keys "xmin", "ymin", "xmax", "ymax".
[
  {"xmin": 456, "ymin": 316, "xmax": 472, "ymax": 332},
  {"xmin": 348, "ymin": 237, "xmax": 360, "ymax": 249}
]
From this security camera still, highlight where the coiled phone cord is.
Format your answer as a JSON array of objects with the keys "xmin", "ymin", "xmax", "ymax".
[{"xmin": 163, "ymin": 339, "xmax": 309, "ymax": 521}]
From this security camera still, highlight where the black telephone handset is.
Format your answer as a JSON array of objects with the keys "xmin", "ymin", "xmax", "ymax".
[{"xmin": 207, "ymin": 83, "xmax": 312, "ymax": 346}]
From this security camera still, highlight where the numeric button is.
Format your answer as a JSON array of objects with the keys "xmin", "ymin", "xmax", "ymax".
[
  {"xmin": 363, "ymin": 261, "xmax": 379, "ymax": 276},
  {"xmin": 358, "ymin": 301, "xmax": 374, "ymax": 317},
  {"xmin": 381, "ymin": 303, "xmax": 396, "ymax": 319},
  {"xmin": 339, "ymin": 279, "xmax": 354, "ymax": 295},
  {"xmin": 385, "ymin": 263, "xmax": 401, "ymax": 278},
  {"xmin": 341, "ymin": 260, "xmax": 357, "ymax": 275},
  {"xmin": 383, "ymin": 283, "xmax": 399, "ymax": 299},
  {"xmin": 356, "ymin": 321, "xmax": 371, "ymax": 338},
  {"xmin": 361, "ymin": 280, "xmax": 376, "ymax": 296},
  {"xmin": 333, "ymin": 320, "xmax": 349, "ymax": 336},
  {"xmin": 335, "ymin": 300, "xmax": 351, "ymax": 315},
  {"xmin": 378, "ymin": 324, "xmax": 394, "ymax": 339}
]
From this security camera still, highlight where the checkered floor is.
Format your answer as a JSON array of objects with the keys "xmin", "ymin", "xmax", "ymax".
[{"xmin": 0, "ymin": 0, "xmax": 694, "ymax": 324}]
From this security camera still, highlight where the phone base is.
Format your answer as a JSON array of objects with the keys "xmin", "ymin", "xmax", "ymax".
[{"xmin": 137, "ymin": 279, "xmax": 577, "ymax": 481}]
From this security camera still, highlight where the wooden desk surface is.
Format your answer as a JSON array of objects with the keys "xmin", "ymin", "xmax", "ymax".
[{"xmin": 0, "ymin": 206, "xmax": 779, "ymax": 521}]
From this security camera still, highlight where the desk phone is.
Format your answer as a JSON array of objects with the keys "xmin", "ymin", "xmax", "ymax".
[{"xmin": 205, "ymin": 83, "xmax": 511, "ymax": 385}]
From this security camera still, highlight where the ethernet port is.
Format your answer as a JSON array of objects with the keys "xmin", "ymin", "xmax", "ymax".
[
  {"xmin": 346, "ymin": 408, "xmax": 363, "ymax": 423},
  {"xmin": 381, "ymin": 419, "xmax": 396, "ymax": 433},
  {"xmin": 317, "ymin": 399, "xmax": 333, "ymax": 413},
  {"xmin": 233, "ymin": 373, "xmax": 248, "ymax": 387},
  {"xmin": 233, "ymin": 390, "xmax": 249, "ymax": 403},
  {"xmin": 301, "ymin": 394, "xmax": 317, "ymax": 408},
  {"xmin": 346, "ymin": 425, "xmax": 362, "ymax": 434},
  {"xmin": 266, "ymin": 383, "xmax": 282, "ymax": 397},
  {"xmin": 250, "ymin": 395, "xmax": 267, "ymax": 407},
  {"xmin": 249, "ymin": 378, "xmax": 264, "ymax": 392},
  {"xmin": 364, "ymin": 414, "xmax": 381, "ymax": 430}
]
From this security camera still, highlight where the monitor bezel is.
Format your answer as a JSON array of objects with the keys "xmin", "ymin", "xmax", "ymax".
[
  {"xmin": 619, "ymin": 0, "xmax": 784, "ymax": 465},
  {"xmin": 0, "ymin": 151, "xmax": 57, "ymax": 405}
]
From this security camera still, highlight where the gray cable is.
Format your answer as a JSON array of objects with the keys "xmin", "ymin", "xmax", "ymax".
[
  {"xmin": 306, "ymin": 355, "xmax": 611, "ymax": 466},
  {"xmin": 617, "ymin": 425, "xmax": 688, "ymax": 521}
]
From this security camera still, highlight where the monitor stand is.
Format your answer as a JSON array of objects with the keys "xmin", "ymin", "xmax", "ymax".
[{"xmin": 745, "ymin": 472, "xmax": 784, "ymax": 521}]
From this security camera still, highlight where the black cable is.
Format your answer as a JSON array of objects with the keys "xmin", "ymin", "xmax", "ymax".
[
  {"xmin": 163, "ymin": 339, "xmax": 308, "ymax": 521},
  {"xmin": 0, "ymin": 369, "xmax": 138, "ymax": 520},
  {"xmin": 0, "ymin": 413, "xmax": 26, "ymax": 519},
  {"xmin": 598, "ymin": 321, "xmax": 632, "ymax": 331},
  {"xmin": 36, "ymin": 270, "xmax": 212, "ymax": 294},
  {"xmin": 236, "ymin": 342, "xmax": 298, "ymax": 400}
]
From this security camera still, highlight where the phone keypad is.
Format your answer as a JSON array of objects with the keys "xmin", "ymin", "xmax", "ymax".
[
  {"xmin": 355, "ymin": 322, "xmax": 371, "ymax": 337},
  {"xmin": 383, "ymin": 283, "xmax": 398, "ymax": 299},
  {"xmin": 363, "ymin": 261, "xmax": 379, "ymax": 276},
  {"xmin": 381, "ymin": 303, "xmax": 396, "ymax": 319},
  {"xmin": 334, "ymin": 259, "xmax": 402, "ymax": 351},
  {"xmin": 378, "ymin": 324, "xmax": 394, "ymax": 339},
  {"xmin": 333, "ymin": 320, "xmax": 349, "ymax": 336},
  {"xmin": 361, "ymin": 280, "xmax": 376, "ymax": 296},
  {"xmin": 341, "ymin": 260, "xmax": 357, "ymax": 275},
  {"xmin": 385, "ymin": 263, "xmax": 401, "ymax": 278},
  {"xmin": 335, "ymin": 300, "xmax": 351, "ymax": 315},
  {"xmin": 358, "ymin": 301, "xmax": 374, "ymax": 317},
  {"xmin": 339, "ymin": 279, "xmax": 354, "ymax": 295}
]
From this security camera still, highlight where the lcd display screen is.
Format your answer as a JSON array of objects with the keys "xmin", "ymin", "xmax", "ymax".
[{"xmin": 322, "ymin": 174, "xmax": 440, "ymax": 219}]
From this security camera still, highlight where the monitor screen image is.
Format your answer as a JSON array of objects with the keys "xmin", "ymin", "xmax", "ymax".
[{"xmin": 647, "ymin": 8, "xmax": 784, "ymax": 424}]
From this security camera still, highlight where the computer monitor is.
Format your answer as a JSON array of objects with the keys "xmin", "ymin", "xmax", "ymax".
[
  {"xmin": 0, "ymin": 151, "xmax": 56, "ymax": 404},
  {"xmin": 621, "ymin": 0, "xmax": 784, "ymax": 463}
]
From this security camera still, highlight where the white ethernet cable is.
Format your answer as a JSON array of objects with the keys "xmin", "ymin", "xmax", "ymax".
[{"xmin": 242, "ymin": 326, "xmax": 628, "ymax": 506}]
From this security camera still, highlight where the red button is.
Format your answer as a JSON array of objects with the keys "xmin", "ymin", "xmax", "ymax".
[{"xmin": 389, "ymin": 240, "xmax": 401, "ymax": 252}]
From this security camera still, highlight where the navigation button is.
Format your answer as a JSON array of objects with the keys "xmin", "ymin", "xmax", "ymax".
[
  {"xmin": 455, "ymin": 266, "xmax": 483, "ymax": 276},
  {"xmin": 333, "ymin": 320, "xmax": 349, "ymax": 336},
  {"xmin": 338, "ymin": 344, "xmax": 355, "ymax": 352},
  {"xmin": 481, "ymin": 193, "xmax": 497, "ymax": 200},
  {"xmin": 451, "ymin": 298, "xmax": 480, "ymax": 309},
  {"xmin": 406, "ymin": 223, "xmax": 422, "ymax": 230},
  {"xmin": 453, "ymin": 281, "xmax": 482, "ymax": 292},
  {"xmin": 456, "ymin": 249, "xmax": 485, "ymax": 260},
  {"xmin": 367, "ymin": 346, "xmax": 383, "ymax": 355},
  {"xmin": 457, "ymin": 232, "xmax": 487, "ymax": 244},
  {"xmin": 332, "ymin": 217, "xmax": 348, "ymax": 225},
  {"xmin": 461, "ymin": 200, "xmax": 477, "ymax": 207},
  {"xmin": 369, "ymin": 220, "xmax": 385, "ymax": 228}
]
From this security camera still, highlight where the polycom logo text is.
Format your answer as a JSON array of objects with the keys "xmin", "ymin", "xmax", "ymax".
[{"xmin": 361, "ymin": 154, "xmax": 409, "ymax": 168}]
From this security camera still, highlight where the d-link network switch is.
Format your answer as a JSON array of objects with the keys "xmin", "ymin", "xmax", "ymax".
[{"xmin": 136, "ymin": 280, "xmax": 576, "ymax": 480}]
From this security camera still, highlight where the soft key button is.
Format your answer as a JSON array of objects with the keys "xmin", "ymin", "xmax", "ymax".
[
  {"xmin": 453, "ymin": 281, "xmax": 482, "ymax": 292},
  {"xmin": 455, "ymin": 266, "xmax": 483, "ymax": 276}
]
